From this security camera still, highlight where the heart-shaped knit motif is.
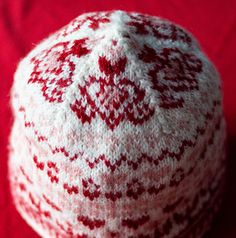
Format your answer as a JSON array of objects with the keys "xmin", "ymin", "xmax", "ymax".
[{"xmin": 70, "ymin": 56, "xmax": 154, "ymax": 130}]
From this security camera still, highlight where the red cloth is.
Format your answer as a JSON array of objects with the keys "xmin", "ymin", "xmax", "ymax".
[{"xmin": 0, "ymin": 0, "xmax": 235, "ymax": 237}]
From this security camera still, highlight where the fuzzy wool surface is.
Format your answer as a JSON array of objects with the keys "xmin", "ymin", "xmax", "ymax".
[{"xmin": 9, "ymin": 10, "xmax": 226, "ymax": 238}]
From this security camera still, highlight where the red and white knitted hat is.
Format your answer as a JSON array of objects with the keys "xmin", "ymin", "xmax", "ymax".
[{"xmin": 9, "ymin": 10, "xmax": 226, "ymax": 238}]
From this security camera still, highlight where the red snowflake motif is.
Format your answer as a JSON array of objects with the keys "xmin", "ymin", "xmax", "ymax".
[
  {"xmin": 59, "ymin": 12, "xmax": 111, "ymax": 38},
  {"xmin": 87, "ymin": 14, "xmax": 110, "ymax": 30},
  {"xmin": 28, "ymin": 38, "xmax": 90, "ymax": 103},
  {"xmin": 127, "ymin": 14, "xmax": 192, "ymax": 45},
  {"xmin": 70, "ymin": 55, "xmax": 155, "ymax": 130},
  {"xmin": 139, "ymin": 45, "xmax": 203, "ymax": 109}
]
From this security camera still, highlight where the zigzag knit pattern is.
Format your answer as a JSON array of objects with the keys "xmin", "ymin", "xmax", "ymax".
[{"xmin": 9, "ymin": 10, "xmax": 226, "ymax": 238}]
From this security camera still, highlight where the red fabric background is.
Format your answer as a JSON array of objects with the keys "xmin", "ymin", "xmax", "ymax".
[{"xmin": 0, "ymin": 0, "xmax": 235, "ymax": 237}]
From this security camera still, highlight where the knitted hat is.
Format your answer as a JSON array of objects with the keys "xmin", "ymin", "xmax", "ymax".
[{"xmin": 9, "ymin": 10, "xmax": 226, "ymax": 238}]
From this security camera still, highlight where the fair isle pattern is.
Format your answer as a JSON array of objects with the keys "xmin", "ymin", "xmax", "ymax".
[{"xmin": 9, "ymin": 10, "xmax": 226, "ymax": 238}]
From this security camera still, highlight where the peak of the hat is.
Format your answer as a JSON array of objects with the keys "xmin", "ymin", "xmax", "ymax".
[
  {"xmin": 82, "ymin": 10, "xmax": 138, "ymax": 17},
  {"xmin": 67, "ymin": 10, "xmax": 143, "ymax": 44}
]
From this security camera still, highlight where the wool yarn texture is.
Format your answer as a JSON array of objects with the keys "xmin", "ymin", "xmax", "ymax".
[{"xmin": 9, "ymin": 10, "xmax": 226, "ymax": 238}]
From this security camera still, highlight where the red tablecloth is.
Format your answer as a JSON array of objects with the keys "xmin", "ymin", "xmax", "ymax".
[{"xmin": 0, "ymin": 0, "xmax": 236, "ymax": 237}]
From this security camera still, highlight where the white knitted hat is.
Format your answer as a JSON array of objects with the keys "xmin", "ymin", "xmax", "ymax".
[{"xmin": 9, "ymin": 10, "xmax": 226, "ymax": 238}]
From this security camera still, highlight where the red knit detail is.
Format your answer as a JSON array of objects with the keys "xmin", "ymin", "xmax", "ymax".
[
  {"xmin": 163, "ymin": 197, "xmax": 183, "ymax": 213},
  {"xmin": 82, "ymin": 178, "xmax": 101, "ymax": 201},
  {"xmin": 63, "ymin": 183, "xmax": 79, "ymax": 195},
  {"xmin": 19, "ymin": 166, "xmax": 33, "ymax": 184},
  {"xmin": 42, "ymin": 195, "xmax": 62, "ymax": 212},
  {"xmin": 33, "ymin": 155, "xmax": 45, "ymax": 171},
  {"xmin": 59, "ymin": 12, "xmax": 112, "ymax": 37},
  {"xmin": 71, "ymin": 55, "xmax": 155, "ymax": 130},
  {"xmin": 139, "ymin": 46, "xmax": 202, "ymax": 109},
  {"xmin": 77, "ymin": 215, "xmax": 105, "ymax": 230},
  {"xmin": 128, "ymin": 14, "xmax": 192, "ymax": 45},
  {"xmin": 28, "ymin": 38, "xmax": 90, "ymax": 103},
  {"xmin": 122, "ymin": 215, "xmax": 150, "ymax": 229},
  {"xmin": 126, "ymin": 178, "xmax": 145, "ymax": 200}
]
